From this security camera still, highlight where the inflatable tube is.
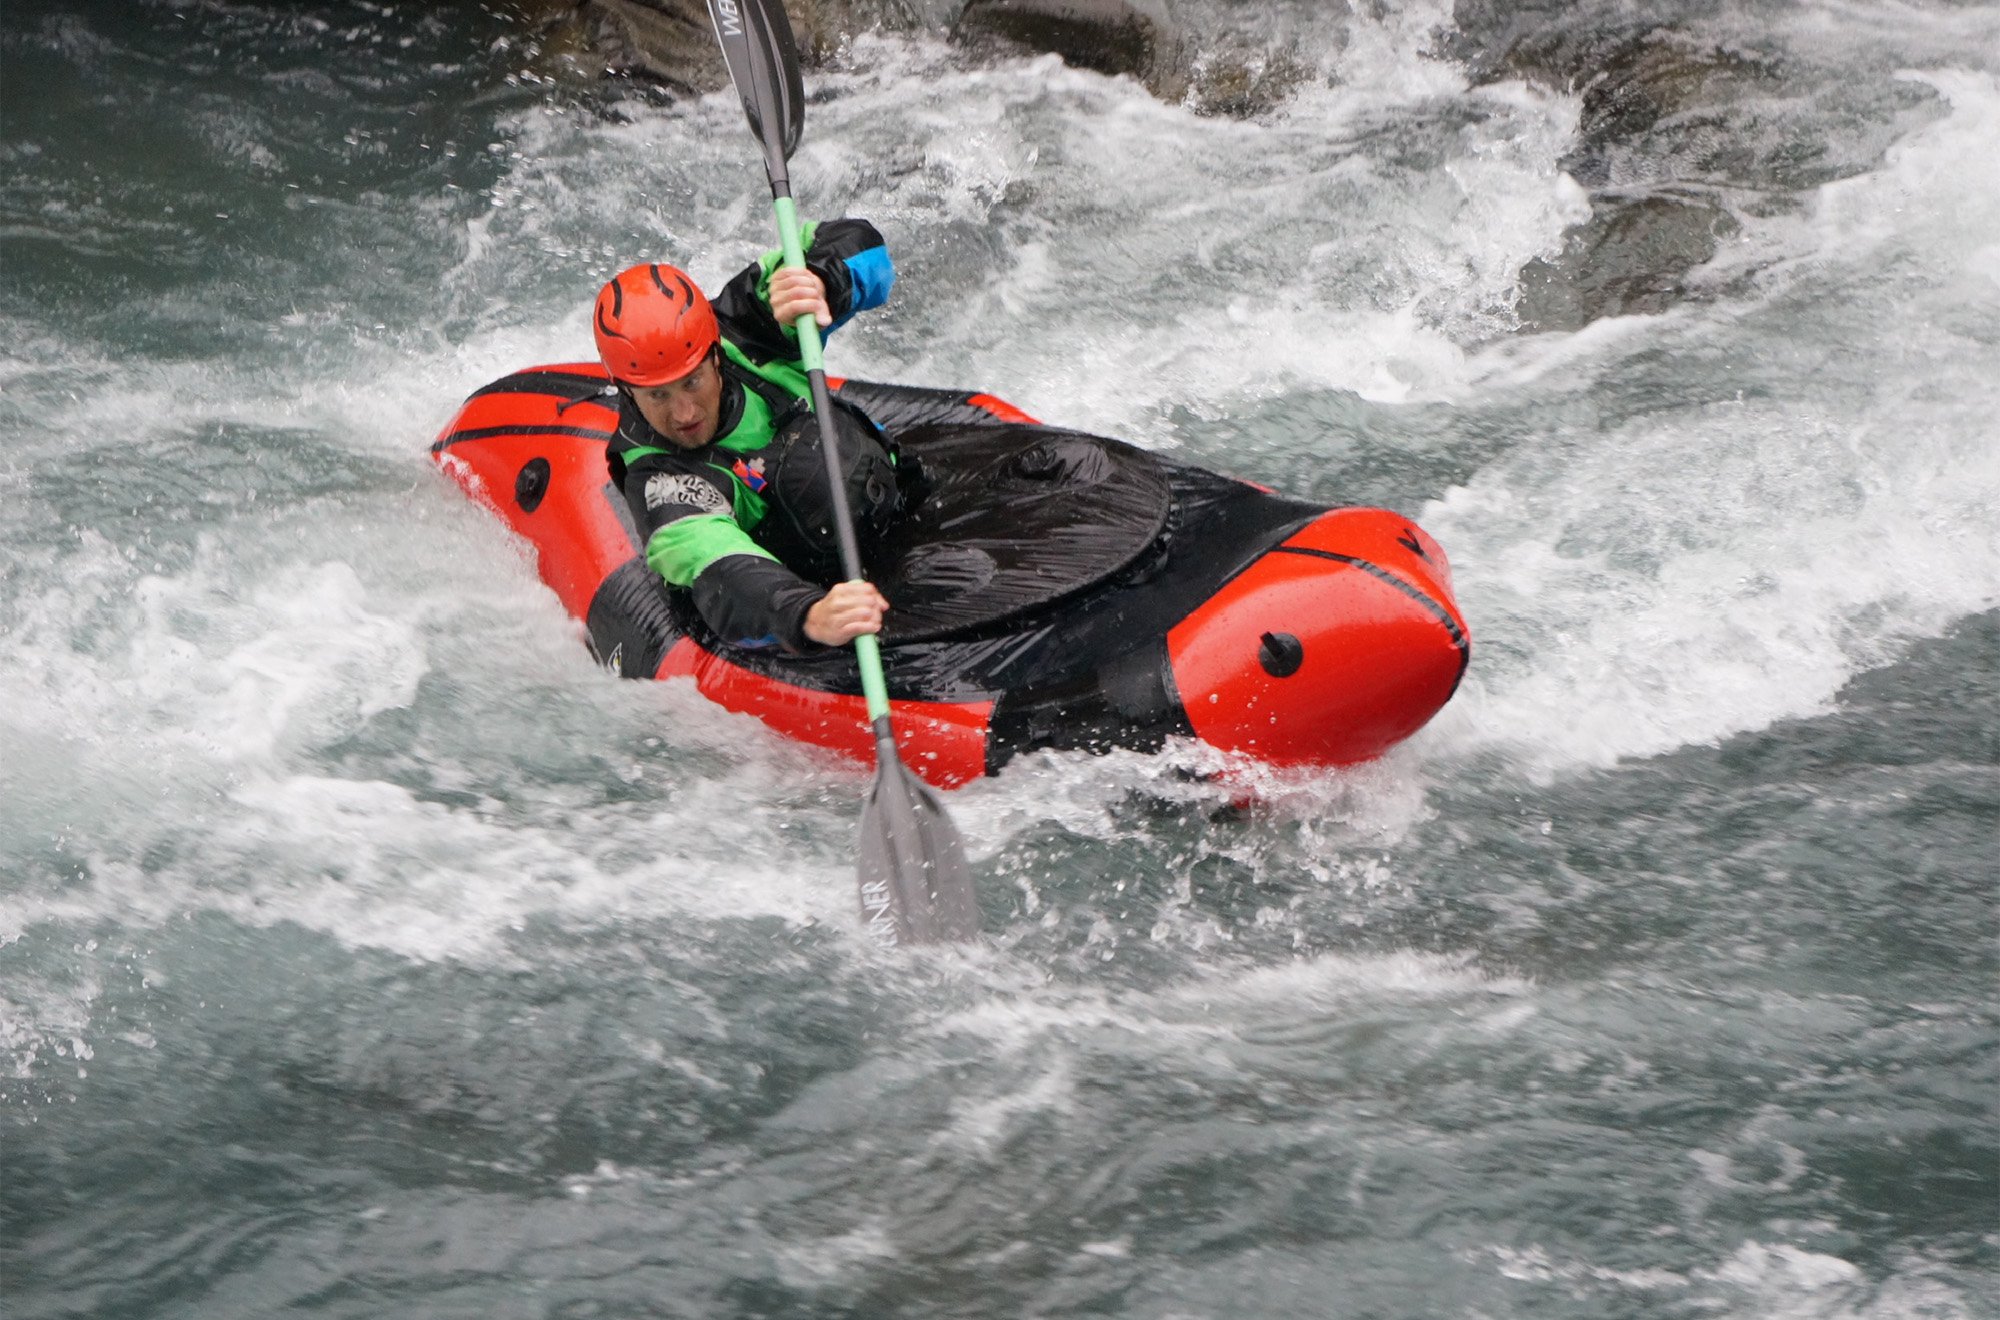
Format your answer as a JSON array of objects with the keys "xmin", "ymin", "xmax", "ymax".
[{"xmin": 432, "ymin": 364, "xmax": 1470, "ymax": 787}]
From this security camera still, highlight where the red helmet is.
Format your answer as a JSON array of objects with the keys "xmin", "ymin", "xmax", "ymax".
[{"xmin": 593, "ymin": 262, "xmax": 720, "ymax": 386}]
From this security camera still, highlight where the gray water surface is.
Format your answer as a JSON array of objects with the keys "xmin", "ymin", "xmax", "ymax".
[{"xmin": 3, "ymin": 1, "xmax": 1995, "ymax": 1316}]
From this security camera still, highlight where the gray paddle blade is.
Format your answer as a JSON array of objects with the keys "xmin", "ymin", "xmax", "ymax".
[
  {"xmin": 857, "ymin": 754, "xmax": 980, "ymax": 945},
  {"xmin": 705, "ymin": 0, "xmax": 804, "ymax": 167}
]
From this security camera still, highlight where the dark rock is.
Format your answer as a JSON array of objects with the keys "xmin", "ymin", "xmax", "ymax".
[
  {"xmin": 587, "ymin": 0, "xmax": 729, "ymax": 93},
  {"xmin": 505, "ymin": 0, "xmax": 1306, "ymax": 118},
  {"xmin": 1181, "ymin": 46, "xmax": 1311, "ymax": 118},
  {"xmin": 1515, "ymin": 193, "xmax": 1740, "ymax": 332},
  {"xmin": 955, "ymin": 0, "xmax": 1165, "ymax": 81},
  {"xmin": 1442, "ymin": 6, "xmax": 1794, "ymax": 331},
  {"xmin": 507, "ymin": 0, "xmax": 613, "ymax": 88},
  {"xmin": 1443, "ymin": 0, "xmax": 1671, "ymax": 94},
  {"xmin": 1444, "ymin": 15, "xmax": 1787, "ymax": 184},
  {"xmin": 952, "ymin": 0, "xmax": 1306, "ymax": 117},
  {"xmin": 1569, "ymin": 38, "xmax": 1785, "ymax": 190},
  {"xmin": 514, "ymin": 0, "xmax": 858, "ymax": 99}
]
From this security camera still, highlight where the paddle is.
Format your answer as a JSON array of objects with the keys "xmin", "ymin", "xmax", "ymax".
[{"xmin": 705, "ymin": 0, "xmax": 980, "ymax": 945}]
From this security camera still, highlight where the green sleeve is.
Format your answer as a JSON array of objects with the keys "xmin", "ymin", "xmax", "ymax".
[
  {"xmin": 753, "ymin": 219, "xmax": 820, "ymax": 303},
  {"xmin": 645, "ymin": 513, "xmax": 778, "ymax": 588},
  {"xmin": 754, "ymin": 219, "xmax": 822, "ymax": 347}
]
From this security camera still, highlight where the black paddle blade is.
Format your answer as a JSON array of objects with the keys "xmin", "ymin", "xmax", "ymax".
[
  {"xmin": 706, "ymin": 0, "xmax": 804, "ymax": 172},
  {"xmin": 858, "ymin": 751, "xmax": 980, "ymax": 945}
]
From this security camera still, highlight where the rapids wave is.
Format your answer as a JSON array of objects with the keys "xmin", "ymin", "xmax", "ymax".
[{"xmin": 2, "ymin": 0, "xmax": 1995, "ymax": 1315}]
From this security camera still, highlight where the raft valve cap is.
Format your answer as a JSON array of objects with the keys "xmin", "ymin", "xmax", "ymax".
[
  {"xmin": 1258, "ymin": 631, "xmax": 1304, "ymax": 678},
  {"xmin": 515, "ymin": 457, "xmax": 552, "ymax": 513}
]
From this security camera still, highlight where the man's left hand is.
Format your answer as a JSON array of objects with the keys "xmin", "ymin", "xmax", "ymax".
[{"xmin": 769, "ymin": 265, "xmax": 831, "ymax": 329}]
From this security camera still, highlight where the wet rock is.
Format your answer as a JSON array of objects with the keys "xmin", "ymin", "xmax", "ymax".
[
  {"xmin": 513, "ymin": 0, "xmax": 865, "ymax": 99},
  {"xmin": 952, "ymin": 0, "xmax": 1306, "ymax": 116},
  {"xmin": 1443, "ymin": 6, "xmax": 1791, "ymax": 331},
  {"xmin": 505, "ymin": 0, "xmax": 725, "ymax": 96},
  {"xmin": 1571, "ymin": 40, "xmax": 1785, "ymax": 190},
  {"xmin": 1446, "ymin": 14, "xmax": 1792, "ymax": 191},
  {"xmin": 503, "ymin": 0, "xmax": 1308, "ymax": 118},
  {"xmin": 1515, "ymin": 193, "xmax": 1740, "ymax": 332},
  {"xmin": 587, "ymin": 0, "xmax": 730, "ymax": 93},
  {"xmin": 509, "ymin": 0, "xmax": 610, "ymax": 84},
  {"xmin": 1180, "ymin": 45, "xmax": 1312, "ymax": 118},
  {"xmin": 954, "ymin": 0, "xmax": 1167, "ymax": 81}
]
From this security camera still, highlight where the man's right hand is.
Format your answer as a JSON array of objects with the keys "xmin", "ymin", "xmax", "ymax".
[
  {"xmin": 769, "ymin": 265, "xmax": 832, "ymax": 329},
  {"xmin": 803, "ymin": 580, "xmax": 888, "ymax": 647}
]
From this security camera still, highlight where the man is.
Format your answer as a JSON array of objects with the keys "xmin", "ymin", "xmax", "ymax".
[{"xmin": 596, "ymin": 218, "xmax": 898, "ymax": 652}]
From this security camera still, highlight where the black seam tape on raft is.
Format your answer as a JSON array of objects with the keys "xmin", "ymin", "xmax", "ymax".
[
  {"xmin": 431, "ymin": 423, "xmax": 616, "ymax": 453},
  {"xmin": 468, "ymin": 371, "xmax": 611, "ymax": 401},
  {"xmin": 1268, "ymin": 545, "xmax": 1471, "ymax": 688}
]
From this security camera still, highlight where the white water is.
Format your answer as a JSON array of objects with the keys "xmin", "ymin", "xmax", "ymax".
[
  {"xmin": 3, "ymin": 2, "xmax": 1996, "ymax": 1313},
  {"xmin": 1427, "ymin": 68, "xmax": 2000, "ymax": 775},
  {"xmin": 8, "ymin": 20, "xmax": 1994, "ymax": 857}
]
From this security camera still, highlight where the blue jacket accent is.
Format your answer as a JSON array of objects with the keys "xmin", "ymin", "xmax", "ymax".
[
  {"xmin": 712, "ymin": 217, "xmax": 895, "ymax": 364},
  {"xmin": 830, "ymin": 245, "xmax": 895, "ymax": 333}
]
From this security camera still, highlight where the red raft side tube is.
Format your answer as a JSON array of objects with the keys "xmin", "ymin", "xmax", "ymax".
[
  {"xmin": 1168, "ymin": 510, "xmax": 1468, "ymax": 765},
  {"xmin": 432, "ymin": 363, "xmax": 996, "ymax": 786},
  {"xmin": 432, "ymin": 363, "xmax": 1470, "ymax": 787},
  {"xmin": 654, "ymin": 639, "xmax": 992, "ymax": 787},
  {"xmin": 429, "ymin": 363, "xmax": 630, "ymax": 619}
]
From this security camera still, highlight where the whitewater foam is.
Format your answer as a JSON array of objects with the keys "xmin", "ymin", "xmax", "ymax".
[{"xmin": 1420, "ymin": 69, "xmax": 2000, "ymax": 775}]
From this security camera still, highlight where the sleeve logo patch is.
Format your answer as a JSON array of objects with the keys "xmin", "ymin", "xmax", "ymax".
[{"xmin": 644, "ymin": 472, "xmax": 731, "ymax": 517}]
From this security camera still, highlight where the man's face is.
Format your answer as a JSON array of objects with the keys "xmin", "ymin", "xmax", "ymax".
[{"xmin": 629, "ymin": 351, "xmax": 723, "ymax": 448}]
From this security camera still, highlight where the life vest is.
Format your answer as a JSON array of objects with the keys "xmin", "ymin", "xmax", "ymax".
[{"xmin": 605, "ymin": 340, "xmax": 900, "ymax": 570}]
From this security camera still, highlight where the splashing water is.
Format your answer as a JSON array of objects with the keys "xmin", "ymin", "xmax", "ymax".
[{"xmin": 2, "ymin": 0, "xmax": 1995, "ymax": 1315}]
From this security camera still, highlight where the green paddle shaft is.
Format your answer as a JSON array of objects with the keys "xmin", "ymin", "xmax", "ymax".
[
  {"xmin": 770, "ymin": 193, "xmax": 891, "ymax": 723},
  {"xmin": 706, "ymin": 0, "xmax": 978, "ymax": 945}
]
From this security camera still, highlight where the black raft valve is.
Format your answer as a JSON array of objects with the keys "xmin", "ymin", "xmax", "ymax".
[
  {"xmin": 514, "ymin": 457, "xmax": 552, "ymax": 513},
  {"xmin": 1258, "ymin": 631, "xmax": 1304, "ymax": 678}
]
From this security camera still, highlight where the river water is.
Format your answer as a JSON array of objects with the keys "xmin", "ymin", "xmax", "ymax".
[{"xmin": 2, "ymin": 1, "xmax": 1995, "ymax": 1316}]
